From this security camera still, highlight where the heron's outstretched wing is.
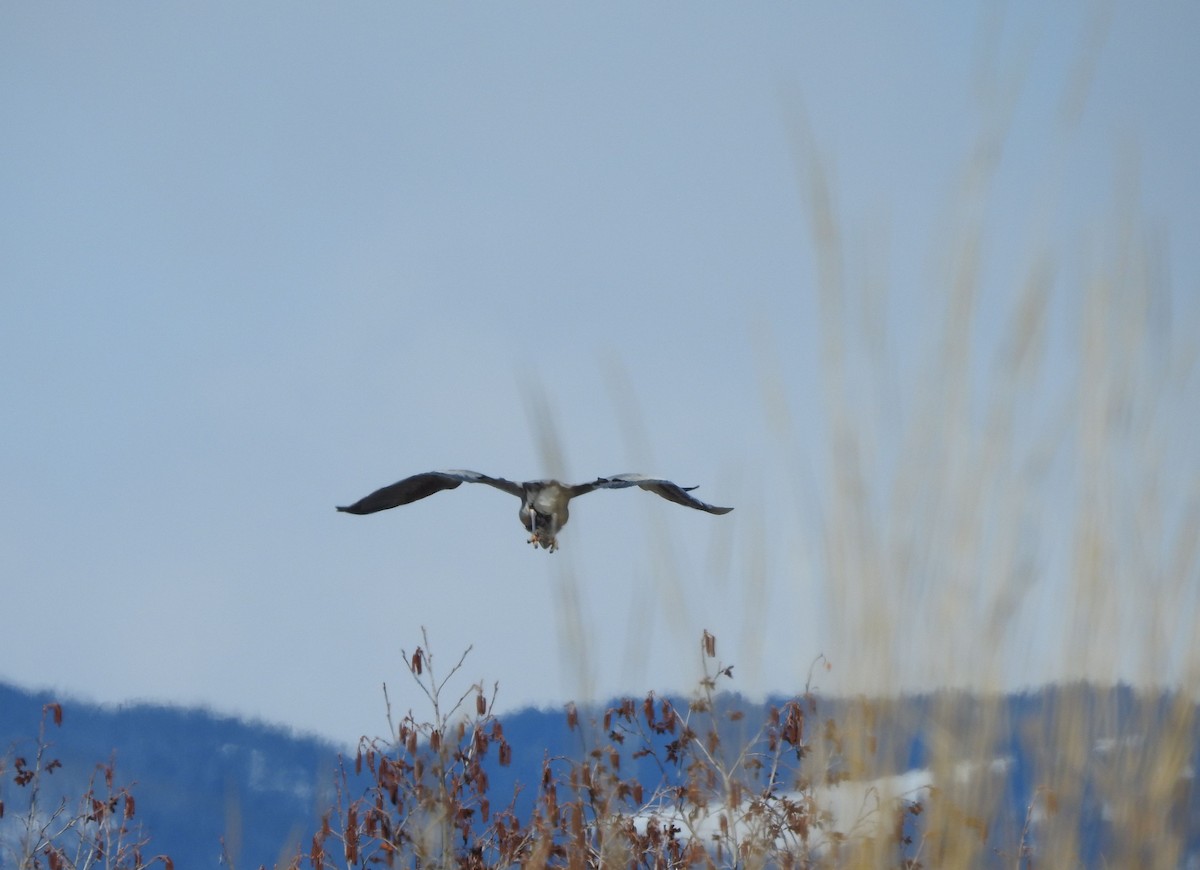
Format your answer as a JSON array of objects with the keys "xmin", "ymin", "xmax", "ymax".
[
  {"xmin": 337, "ymin": 470, "xmax": 524, "ymax": 515},
  {"xmin": 570, "ymin": 474, "xmax": 733, "ymax": 514}
]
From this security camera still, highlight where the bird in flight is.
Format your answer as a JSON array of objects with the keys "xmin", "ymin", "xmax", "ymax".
[{"xmin": 337, "ymin": 470, "xmax": 732, "ymax": 552}]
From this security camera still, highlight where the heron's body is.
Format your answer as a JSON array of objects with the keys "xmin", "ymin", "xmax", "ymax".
[
  {"xmin": 521, "ymin": 480, "xmax": 571, "ymax": 547},
  {"xmin": 337, "ymin": 470, "xmax": 731, "ymax": 552}
]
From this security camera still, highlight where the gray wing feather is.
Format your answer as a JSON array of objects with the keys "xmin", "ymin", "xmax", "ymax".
[
  {"xmin": 337, "ymin": 470, "xmax": 523, "ymax": 515},
  {"xmin": 573, "ymin": 474, "xmax": 733, "ymax": 515}
]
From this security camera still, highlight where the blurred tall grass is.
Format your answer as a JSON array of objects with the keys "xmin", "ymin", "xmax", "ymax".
[
  {"xmin": 769, "ymin": 33, "xmax": 1197, "ymax": 864},
  {"xmin": 513, "ymin": 14, "xmax": 1199, "ymax": 866}
]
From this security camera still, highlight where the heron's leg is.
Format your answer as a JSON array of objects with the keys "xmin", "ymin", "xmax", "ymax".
[{"xmin": 525, "ymin": 507, "xmax": 538, "ymax": 546}]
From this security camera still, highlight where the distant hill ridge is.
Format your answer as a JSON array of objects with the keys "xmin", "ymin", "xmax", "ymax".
[{"xmin": 2, "ymin": 681, "xmax": 1196, "ymax": 867}]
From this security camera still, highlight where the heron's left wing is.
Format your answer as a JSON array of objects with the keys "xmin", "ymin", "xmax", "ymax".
[{"xmin": 572, "ymin": 474, "xmax": 733, "ymax": 514}]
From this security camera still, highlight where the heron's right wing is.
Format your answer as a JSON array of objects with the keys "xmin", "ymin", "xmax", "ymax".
[{"xmin": 336, "ymin": 470, "xmax": 523, "ymax": 515}]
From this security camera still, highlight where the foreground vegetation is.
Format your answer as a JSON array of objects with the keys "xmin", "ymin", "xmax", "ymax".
[
  {"xmin": 303, "ymin": 632, "xmax": 1198, "ymax": 869},
  {"xmin": 4, "ymin": 630, "xmax": 1196, "ymax": 869}
]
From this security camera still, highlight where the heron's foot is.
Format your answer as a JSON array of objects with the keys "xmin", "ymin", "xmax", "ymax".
[{"xmin": 527, "ymin": 532, "xmax": 558, "ymax": 552}]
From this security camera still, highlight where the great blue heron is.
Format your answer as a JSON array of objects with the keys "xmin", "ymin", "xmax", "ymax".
[{"xmin": 337, "ymin": 470, "xmax": 732, "ymax": 552}]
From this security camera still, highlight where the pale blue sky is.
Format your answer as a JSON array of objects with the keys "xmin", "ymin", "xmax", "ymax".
[{"xmin": 2, "ymin": 4, "xmax": 1197, "ymax": 742}]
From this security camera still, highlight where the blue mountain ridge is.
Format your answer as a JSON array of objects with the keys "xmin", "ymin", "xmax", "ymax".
[{"xmin": 2, "ymin": 681, "xmax": 1196, "ymax": 867}]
